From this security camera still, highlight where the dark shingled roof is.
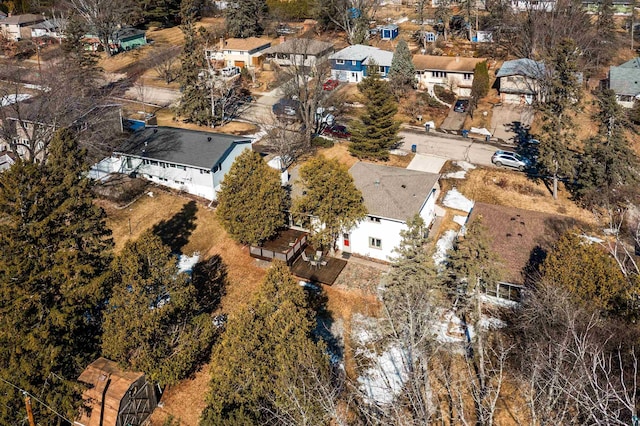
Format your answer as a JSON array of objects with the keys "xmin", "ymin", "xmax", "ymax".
[
  {"xmin": 115, "ymin": 127, "xmax": 252, "ymax": 170},
  {"xmin": 349, "ymin": 162, "xmax": 439, "ymax": 222},
  {"xmin": 468, "ymin": 202, "xmax": 580, "ymax": 285}
]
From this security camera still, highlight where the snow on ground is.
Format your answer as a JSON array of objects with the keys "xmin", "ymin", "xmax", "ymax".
[
  {"xmin": 456, "ymin": 161, "xmax": 476, "ymax": 171},
  {"xmin": 351, "ymin": 313, "xmax": 383, "ymax": 347},
  {"xmin": 433, "ymin": 229, "xmax": 456, "ymax": 267},
  {"xmin": 443, "ymin": 170, "xmax": 467, "ymax": 179},
  {"xmin": 357, "ymin": 344, "xmax": 409, "ymax": 405},
  {"xmin": 453, "ymin": 215, "xmax": 468, "ymax": 226},
  {"xmin": 581, "ymin": 234, "xmax": 604, "ymax": 244},
  {"xmin": 1, "ymin": 94, "xmax": 31, "ymax": 107},
  {"xmin": 443, "ymin": 188, "xmax": 474, "ymax": 212},
  {"xmin": 394, "ymin": 16, "xmax": 409, "ymax": 24},
  {"xmin": 480, "ymin": 293, "xmax": 519, "ymax": 308},
  {"xmin": 178, "ymin": 252, "xmax": 200, "ymax": 274}
]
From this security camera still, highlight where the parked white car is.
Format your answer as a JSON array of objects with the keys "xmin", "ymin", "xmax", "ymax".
[
  {"xmin": 491, "ymin": 150, "xmax": 531, "ymax": 171},
  {"xmin": 221, "ymin": 66, "xmax": 241, "ymax": 77}
]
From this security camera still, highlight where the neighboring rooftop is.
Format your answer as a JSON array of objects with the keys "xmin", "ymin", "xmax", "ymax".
[
  {"xmin": 349, "ymin": 162, "xmax": 439, "ymax": 222},
  {"xmin": 468, "ymin": 202, "xmax": 580, "ymax": 285},
  {"xmin": 116, "ymin": 126, "xmax": 252, "ymax": 170},
  {"xmin": 264, "ymin": 38, "xmax": 334, "ymax": 56},
  {"xmin": 29, "ymin": 17, "xmax": 67, "ymax": 31},
  {"xmin": 609, "ymin": 57, "xmax": 640, "ymax": 96},
  {"xmin": 330, "ymin": 44, "xmax": 394, "ymax": 66},
  {"xmin": 413, "ymin": 55, "xmax": 487, "ymax": 72},
  {"xmin": 220, "ymin": 37, "xmax": 271, "ymax": 51},
  {"xmin": 496, "ymin": 58, "xmax": 545, "ymax": 79},
  {"xmin": 1, "ymin": 13, "xmax": 44, "ymax": 25},
  {"xmin": 114, "ymin": 27, "xmax": 146, "ymax": 40}
]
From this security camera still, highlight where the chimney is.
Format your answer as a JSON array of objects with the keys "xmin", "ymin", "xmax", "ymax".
[
  {"xmin": 153, "ymin": 128, "xmax": 158, "ymax": 133},
  {"xmin": 219, "ymin": 37, "xmax": 224, "ymax": 50},
  {"xmin": 456, "ymin": 56, "xmax": 460, "ymax": 62},
  {"xmin": 279, "ymin": 35, "xmax": 286, "ymax": 44}
]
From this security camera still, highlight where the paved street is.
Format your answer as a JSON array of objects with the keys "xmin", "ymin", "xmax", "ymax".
[{"xmin": 398, "ymin": 129, "xmax": 498, "ymax": 167}]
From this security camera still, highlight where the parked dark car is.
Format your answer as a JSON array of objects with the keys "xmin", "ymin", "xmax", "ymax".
[
  {"xmin": 322, "ymin": 124, "xmax": 351, "ymax": 139},
  {"xmin": 454, "ymin": 99, "xmax": 469, "ymax": 113},
  {"xmin": 272, "ymin": 99, "xmax": 301, "ymax": 118},
  {"xmin": 323, "ymin": 79, "xmax": 340, "ymax": 91}
]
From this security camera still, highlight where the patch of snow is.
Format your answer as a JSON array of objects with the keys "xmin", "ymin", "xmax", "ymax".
[
  {"xmin": 479, "ymin": 316, "xmax": 506, "ymax": 330},
  {"xmin": 424, "ymin": 120, "xmax": 436, "ymax": 130},
  {"xmin": 455, "ymin": 161, "xmax": 476, "ymax": 171},
  {"xmin": 581, "ymin": 234, "xmax": 604, "ymax": 244},
  {"xmin": 453, "ymin": 215, "xmax": 468, "ymax": 226},
  {"xmin": 442, "ymin": 188, "xmax": 474, "ymax": 212},
  {"xmin": 603, "ymin": 228, "xmax": 618, "ymax": 235},
  {"xmin": 433, "ymin": 229, "xmax": 456, "ymax": 266},
  {"xmin": 351, "ymin": 313, "xmax": 382, "ymax": 346},
  {"xmin": 358, "ymin": 344, "xmax": 409, "ymax": 405},
  {"xmin": 480, "ymin": 293, "xmax": 519, "ymax": 308},
  {"xmin": 394, "ymin": 16, "xmax": 409, "ymax": 24},
  {"xmin": 1, "ymin": 94, "xmax": 31, "ymax": 107},
  {"xmin": 389, "ymin": 149, "xmax": 407, "ymax": 156},
  {"xmin": 147, "ymin": 191, "xmax": 154, "ymax": 197},
  {"xmin": 178, "ymin": 252, "xmax": 200, "ymax": 274},
  {"xmin": 299, "ymin": 280, "xmax": 320, "ymax": 292},
  {"xmin": 470, "ymin": 127, "xmax": 492, "ymax": 136},
  {"xmin": 443, "ymin": 170, "xmax": 467, "ymax": 179}
]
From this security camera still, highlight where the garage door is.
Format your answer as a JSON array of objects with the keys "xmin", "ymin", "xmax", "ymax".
[{"xmin": 234, "ymin": 61, "xmax": 245, "ymax": 67}]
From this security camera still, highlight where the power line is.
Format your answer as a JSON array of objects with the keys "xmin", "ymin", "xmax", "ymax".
[{"xmin": 0, "ymin": 376, "xmax": 74, "ymax": 424}]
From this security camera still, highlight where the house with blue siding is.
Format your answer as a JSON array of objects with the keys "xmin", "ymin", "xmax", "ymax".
[
  {"xmin": 380, "ymin": 24, "xmax": 399, "ymax": 40},
  {"xmin": 329, "ymin": 45, "xmax": 394, "ymax": 83}
]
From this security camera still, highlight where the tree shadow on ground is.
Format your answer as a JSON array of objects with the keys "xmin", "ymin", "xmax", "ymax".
[
  {"xmin": 192, "ymin": 254, "xmax": 228, "ymax": 314},
  {"xmin": 152, "ymin": 200, "xmax": 198, "ymax": 253}
]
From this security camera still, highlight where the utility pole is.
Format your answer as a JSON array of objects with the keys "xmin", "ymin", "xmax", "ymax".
[{"xmin": 24, "ymin": 394, "xmax": 36, "ymax": 426}]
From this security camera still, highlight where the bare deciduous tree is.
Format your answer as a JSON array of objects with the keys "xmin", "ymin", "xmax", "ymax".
[
  {"xmin": 67, "ymin": 0, "xmax": 130, "ymax": 57},
  {"xmin": 151, "ymin": 45, "xmax": 182, "ymax": 84}
]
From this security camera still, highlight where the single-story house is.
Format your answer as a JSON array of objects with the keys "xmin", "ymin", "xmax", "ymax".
[
  {"xmin": 495, "ymin": 58, "xmax": 545, "ymax": 104},
  {"xmin": 380, "ymin": 24, "xmax": 399, "ymax": 40},
  {"xmin": 0, "ymin": 13, "xmax": 45, "ymax": 40},
  {"xmin": 76, "ymin": 357, "xmax": 159, "ymax": 426},
  {"xmin": 0, "ymin": 150, "xmax": 16, "ymax": 172},
  {"xmin": 336, "ymin": 162, "xmax": 440, "ymax": 262},
  {"xmin": 608, "ymin": 57, "xmax": 640, "ymax": 108},
  {"xmin": 413, "ymin": 55, "xmax": 487, "ymax": 96},
  {"xmin": 466, "ymin": 202, "xmax": 579, "ymax": 300},
  {"xmin": 111, "ymin": 126, "xmax": 252, "ymax": 200},
  {"xmin": 29, "ymin": 17, "xmax": 67, "ymax": 41},
  {"xmin": 583, "ymin": 0, "xmax": 632, "ymax": 14},
  {"xmin": 205, "ymin": 37, "xmax": 271, "ymax": 69},
  {"xmin": 263, "ymin": 38, "xmax": 334, "ymax": 68},
  {"xmin": 83, "ymin": 27, "xmax": 147, "ymax": 54},
  {"xmin": 329, "ymin": 44, "xmax": 394, "ymax": 83},
  {"xmin": 510, "ymin": 0, "xmax": 556, "ymax": 11}
]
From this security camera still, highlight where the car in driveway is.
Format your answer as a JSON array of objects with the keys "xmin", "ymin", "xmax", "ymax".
[
  {"xmin": 323, "ymin": 79, "xmax": 340, "ymax": 91},
  {"xmin": 454, "ymin": 99, "xmax": 469, "ymax": 113},
  {"xmin": 322, "ymin": 124, "xmax": 351, "ymax": 139},
  {"xmin": 491, "ymin": 150, "xmax": 531, "ymax": 171}
]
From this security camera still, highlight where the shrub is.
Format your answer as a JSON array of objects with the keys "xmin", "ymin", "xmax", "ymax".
[
  {"xmin": 434, "ymin": 85, "xmax": 456, "ymax": 104},
  {"xmin": 311, "ymin": 136, "xmax": 334, "ymax": 148}
]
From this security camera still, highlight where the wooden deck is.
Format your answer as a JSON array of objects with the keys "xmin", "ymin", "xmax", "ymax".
[
  {"xmin": 290, "ymin": 250, "xmax": 347, "ymax": 286},
  {"xmin": 250, "ymin": 229, "xmax": 308, "ymax": 265}
]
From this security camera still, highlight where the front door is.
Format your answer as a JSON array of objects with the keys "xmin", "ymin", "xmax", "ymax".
[{"xmin": 342, "ymin": 233, "xmax": 351, "ymax": 253}]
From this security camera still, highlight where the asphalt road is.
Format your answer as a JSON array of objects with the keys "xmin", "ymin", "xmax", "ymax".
[{"xmin": 399, "ymin": 129, "xmax": 498, "ymax": 167}]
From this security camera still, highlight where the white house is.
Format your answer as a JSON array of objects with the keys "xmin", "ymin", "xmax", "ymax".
[
  {"xmin": 110, "ymin": 126, "xmax": 252, "ymax": 200},
  {"xmin": 0, "ymin": 13, "xmax": 44, "ymax": 40},
  {"xmin": 336, "ymin": 162, "xmax": 440, "ymax": 262},
  {"xmin": 205, "ymin": 37, "xmax": 271, "ymax": 69},
  {"xmin": 413, "ymin": 55, "xmax": 487, "ymax": 97},
  {"xmin": 510, "ymin": 0, "xmax": 556, "ymax": 11},
  {"xmin": 608, "ymin": 57, "xmax": 640, "ymax": 108},
  {"xmin": 495, "ymin": 58, "xmax": 545, "ymax": 104},
  {"xmin": 263, "ymin": 38, "xmax": 334, "ymax": 68},
  {"xmin": 29, "ymin": 17, "xmax": 66, "ymax": 41}
]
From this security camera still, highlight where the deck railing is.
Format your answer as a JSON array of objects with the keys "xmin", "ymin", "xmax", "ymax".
[{"xmin": 250, "ymin": 234, "xmax": 308, "ymax": 265}]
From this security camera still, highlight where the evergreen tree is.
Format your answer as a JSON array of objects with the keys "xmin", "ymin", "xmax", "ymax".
[
  {"xmin": 349, "ymin": 66, "xmax": 401, "ymax": 160},
  {"xmin": 292, "ymin": 156, "xmax": 366, "ymax": 250},
  {"xmin": 537, "ymin": 38, "xmax": 582, "ymax": 199},
  {"xmin": 175, "ymin": 0, "xmax": 212, "ymax": 126},
  {"xmin": 201, "ymin": 261, "xmax": 332, "ymax": 425},
  {"xmin": 225, "ymin": 0, "xmax": 267, "ymax": 38},
  {"xmin": 102, "ymin": 231, "xmax": 215, "ymax": 385},
  {"xmin": 575, "ymin": 89, "xmax": 640, "ymax": 205},
  {"xmin": 141, "ymin": 0, "xmax": 183, "ymax": 27},
  {"xmin": 216, "ymin": 150, "xmax": 287, "ymax": 245},
  {"xmin": 0, "ymin": 129, "xmax": 113, "ymax": 424},
  {"xmin": 541, "ymin": 231, "xmax": 626, "ymax": 314},
  {"xmin": 470, "ymin": 61, "xmax": 490, "ymax": 102},
  {"xmin": 388, "ymin": 39, "xmax": 415, "ymax": 96},
  {"xmin": 61, "ymin": 16, "xmax": 102, "ymax": 95}
]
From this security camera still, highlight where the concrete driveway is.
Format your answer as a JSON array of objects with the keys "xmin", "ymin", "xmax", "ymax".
[
  {"xmin": 490, "ymin": 104, "xmax": 534, "ymax": 142},
  {"xmin": 440, "ymin": 110, "xmax": 466, "ymax": 131},
  {"xmin": 407, "ymin": 153, "xmax": 448, "ymax": 174},
  {"xmin": 238, "ymin": 86, "xmax": 283, "ymax": 124}
]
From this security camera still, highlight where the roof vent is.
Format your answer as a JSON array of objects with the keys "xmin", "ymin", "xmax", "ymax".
[
  {"xmin": 153, "ymin": 128, "xmax": 158, "ymax": 133},
  {"xmin": 401, "ymin": 184, "xmax": 406, "ymax": 188},
  {"xmin": 144, "ymin": 141, "xmax": 148, "ymax": 147},
  {"xmin": 208, "ymin": 136, "xmax": 212, "ymax": 141},
  {"xmin": 374, "ymin": 179, "xmax": 380, "ymax": 186}
]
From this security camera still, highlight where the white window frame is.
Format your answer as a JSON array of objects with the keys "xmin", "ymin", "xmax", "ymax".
[
  {"xmin": 336, "ymin": 59, "xmax": 345, "ymax": 65},
  {"xmin": 369, "ymin": 237, "xmax": 382, "ymax": 249}
]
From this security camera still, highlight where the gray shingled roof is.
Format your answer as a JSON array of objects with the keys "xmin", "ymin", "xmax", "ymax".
[
  {"xmin": 617, "ymin": 57, "xmax": 640, "ymax": 69},
  {"xmin": 609, "ymin": 63, "xmax": 640, "ymax": 97},
  {"xmin": 1, "ymin": 14, "xmax": 44, "ymax": 25},
  {"xmin": 496, "ymin": 58, "xmax": 545, "ymax": 79},
  {"xmin": 116, "ymin": 127, "xmax": 252, "ymax": 170},
  {"xmin": 263, "ymin": 38, "xmax": 334, "ymax": 56},
  {"xmin": 329, "ymin": 44, "xmax": 393, "ymax": 67},
  {"xmin": 349, "ymin": 162, "xmax": 439, "ymax": 222}
]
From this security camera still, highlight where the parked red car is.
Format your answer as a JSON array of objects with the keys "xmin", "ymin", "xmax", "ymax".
[
  {"xmin": 323, "ymin": 79, "xmax": 340, "ymax": 91},
  {"xmin": 322, "ymin": 124, "xmax": 351, "ymax": 139}
]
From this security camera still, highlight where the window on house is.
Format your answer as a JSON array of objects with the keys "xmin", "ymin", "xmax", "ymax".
[
  {"xmin": 200, "ymin": 169, "xmax": 211, "ymax": 174},
  {"xmin": 369, "ymin": 237, "xmax": 382, "ymax": 249},
  {"xmin": 352, "ymin": 60, "xmax": 357, "ymax": 65},
  {"xmin": 379, "ymin": 66, "xmax": 385, "ymax": 73},
  {"xmin": 367, "ymin": 216, "xmax": 381, "ymax": 223},
  {"xmin": 150, "ymin": 160, "xmax": 158, "ymax": 166},
  {"xmin": 432, "ymin": 71, "xmax": 447, "ymax": 78},
  {"xmin": 336, "ymin": 59, "xmax": 345, "ymax": 65},
  {"xmin": 177, "ymin": 165, "xmax": 186, "ymax": 170},
  {"xmin": 464, "ymin": 73, "xmax": 472, "ymax": 80}
]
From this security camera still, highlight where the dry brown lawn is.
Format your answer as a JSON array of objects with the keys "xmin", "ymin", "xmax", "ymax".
[
  {"xmin": 318, "ymin": 143, "xmax": 415, "ymax": 169},
  {"xmin": 153, "ymin": 107, "xmax": 259, "ymax": 135},
  {"xmin": 453, "ymin": 168, "xmax": 596, "ymax": 224}
]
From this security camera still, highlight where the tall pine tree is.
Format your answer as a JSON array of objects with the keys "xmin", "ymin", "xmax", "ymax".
[
  {"xmin": 102, "ymin": 231, "xmax": 215, "ymax": 385},
  {"xmin": 200, "ymin": 261, "xmax": 332, "ymax": 425},
  {"xmin": 388, "ymin": 39, "xmax": 415, "ymax": 96},
  {"xmin": 0, "ymin": 129, "xmax": 113, "ymax": 424},
  {"xmin": 349, "ymin": 66, "xmax": 401, "ymax": 160},
  {"xmin": 216, "ymin": 150, "xmax": 287, "ymax": 245},
  {"xmin": 62, "ymin": 16, "xmax": 102, "ymax": 96},
  {"xmin": 225, "ymin": 0, "xmax": 267, "ymax": 38}
]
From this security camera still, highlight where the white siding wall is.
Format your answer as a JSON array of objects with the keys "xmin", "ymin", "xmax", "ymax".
[
  {"xmin": 213, "ymin": 143, "xmax": 251, "ymax": 189},
  {"xmin": 416, "ymin": 72, "xmax": 474, "ymax": 96},
  {"xmin": 419, "ymin": 189, "xmax": 437, "ymax": 225},
  {"xmin": 338, "ymin": 218, "xmax": 406, "ymax": 262},
  {"xmin": 128, "ymin": 159, "xmax": 215, "ymax": 199},
  {"xmin": 331, "ymin": 69, "xmax": 363, "ymax": 83}
]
